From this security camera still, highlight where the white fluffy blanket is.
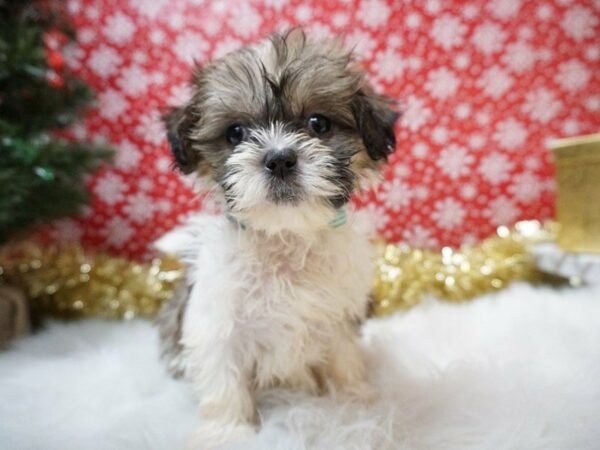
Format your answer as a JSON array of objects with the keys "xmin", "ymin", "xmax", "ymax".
[{"xmin": 1, "ymin": 282, "xmax": 599, "ymax": 450}]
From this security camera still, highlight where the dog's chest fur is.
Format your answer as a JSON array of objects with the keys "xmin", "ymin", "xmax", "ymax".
[{"xmin": 158, "ymin": 213, "xmax": 374, "ymax": 386}]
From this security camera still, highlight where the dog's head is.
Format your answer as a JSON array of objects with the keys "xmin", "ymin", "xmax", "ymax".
[{"xmin": 165, "ymin": 29, "xmax": 399, "ymax": 233}]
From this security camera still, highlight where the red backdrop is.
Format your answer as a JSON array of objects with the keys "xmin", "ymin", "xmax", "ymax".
[{"xmin": 54, "ymin": 0, "xmax": 600, "ymax": 259}]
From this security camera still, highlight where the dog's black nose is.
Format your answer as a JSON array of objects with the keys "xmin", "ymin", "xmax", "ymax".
[{"xmin": 264, "ymin": 148, "xmax": 297, "ymax": 178}]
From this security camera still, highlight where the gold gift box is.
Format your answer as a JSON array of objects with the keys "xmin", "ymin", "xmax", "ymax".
[{"xmin": 551, "ymin": 132, "xmax": 600, "ymax": 253}]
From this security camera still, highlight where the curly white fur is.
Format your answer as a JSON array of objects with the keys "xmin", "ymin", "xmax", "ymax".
[{"xmin": 156, "ymin": 210, "xmax": 376, "ymax": 448}]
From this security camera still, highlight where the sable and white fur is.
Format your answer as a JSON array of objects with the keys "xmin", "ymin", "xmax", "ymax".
[{"xmin": 156, "ymin": 29, "xmax": 399, "ymax": 448}]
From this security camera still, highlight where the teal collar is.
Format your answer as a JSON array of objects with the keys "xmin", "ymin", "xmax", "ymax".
[{"xmin": 226, "ymin": 207, "xmax": 347, "ymax": 230}]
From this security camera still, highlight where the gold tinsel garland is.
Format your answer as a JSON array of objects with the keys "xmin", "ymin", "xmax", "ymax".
[{"xmin": 0, "ymin": 220, "xmax": 557, "ymax": 320}]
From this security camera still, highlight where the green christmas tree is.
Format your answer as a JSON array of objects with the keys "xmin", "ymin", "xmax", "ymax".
[{"xmin": 0, "ymin": 0, "xmax": 113, "ymax": 243}]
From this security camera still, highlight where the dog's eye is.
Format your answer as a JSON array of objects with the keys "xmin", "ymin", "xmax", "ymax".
[
  {"xmin": 307, "ymin": 114, "xmax": 331, "ymax": 135},
  {"xmin": 226, "ymin": 124, "xmax": 246, "ymax": 146}
]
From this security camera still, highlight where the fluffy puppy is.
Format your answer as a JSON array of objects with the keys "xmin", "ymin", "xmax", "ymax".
[{"xmin": 156, "ymin": 28, "xmax": 398, "ymax": 448}]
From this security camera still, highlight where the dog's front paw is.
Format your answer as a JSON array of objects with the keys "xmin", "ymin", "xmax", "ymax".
[{"xmin": 186, "ymin": 421, "xmax": 256, "ymax": 450}]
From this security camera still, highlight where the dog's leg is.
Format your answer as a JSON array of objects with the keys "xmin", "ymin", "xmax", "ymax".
[{"xmin": 326, "ymin": 337, "xmax": 377, "ymax": 404}]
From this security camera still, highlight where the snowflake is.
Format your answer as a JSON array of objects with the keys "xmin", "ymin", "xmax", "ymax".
[
  {"xmin": 425, "ymin": 0, "xmax": 442, "ymax": 14},
  {"xmin": 129, "ymin": 0, "xmax": 170, "ymax": 19},
  {"xmin": 509, "ymin": 172, "xmax": 544, "ymax": 203},
  {"xmin": 306, "ymin": 22, "xmax": 334, "ymax": 40},
  {"xmin": 585, "ymin": 96, "xmax": 600, "ymax": 112},
  {"xmin": 115, "ymin": 140, "xmax": 142, "ymax": 171},
  {"xmin": 150, "ymin": 29, "xmax": 165, "ymax": 45},
  {"xmin": 453, "ymin": 53, "xmax": 470, "ymax": 70},
  {"xmin": 432, "ymin": 126, "xmax": 450, "ymax": 144},
  {"xmin": 431, "ymin": 14, "xmax": 466, "ymax": 50},
  {"xmin": 437, "ymin": 144, "xmax": 474, "ymax": 179},
  {"xmin": 536, "ymin": 4, "xmax": 554, "ymax": 20},
  {"xmin": 104, "ymin": 217, "xmax": 134, "ymax": 247},
  {"xmin": 372, "ymin": 49, "xmax": 404, "ymax": 82},
  {"xmin": 97, "ymin": 90, "xmax": 128, "ymax": 120},
  {"xmin": 345, "ymin": 30, "xmax": 377, "ymax": 59},
  {"xmin": 477, "ymin": 66, "xmax": 514, "ymax": 99},
  {"xmin": 460, "ymin": 183, "xmax": 477, "ymax": 200},
  {"xmin": 402, "ymin": 225, "xmax": 438, "ymax": 248},
  {"xmin": 561, "ymin": 6, "xmax": 598, "ymax": 41},
  {"xmin": 522, "ymin": 88, "xmax": 562, "ymax": 123},
  {"xmin": 586, "ymin": 46, "xmax": 600, "ymax": 61},
  {"xmin": 425, "ymin": 67, "xmax": 460, "ymax": 99},
  {"xmin": 432, "ymin": 198, "xmax": 465, "ymax": 229},
  {"xmin": 103, "ymin": 12, "xmax": 136, "ymax": 44},
  {"xmin": 295, "ymin": 5, "xmax": 313, "ymax": 21},
  {"xmin": 117, "ymin": 65, "xmax": 153, "ymax": 96},
  {"xmin": 88, "ymin": 45, "xmax": 122, "ymax": 78},
  {"xmin": 357, "ymin": 0, "xmax": 391, "ymax": 29},
  {"xmin": 123, "ymin": 193, "xmax": 156, "ymax": 224},
  {"xmin": 229, "ymin": 3, "xmax": 262, "ymax": 38},
  {"xmin": 472, "ymin": 22, "xmax": 507, "ymax": 55},
  {"xmin": 405, "ymin": 12, "xmax": 422, "ymax": 29},
  {"xmin": 174, "ymin": 32, "xmax": 210, "ymax": 64},
  {"xmin": 478, "ymin": 153, "xmax": 515, "ymax": 185},
  {"xmin": 93, "ymin": 173, "xmax": 127, "ymax": 205},
  {"xmin": 561, "ymin": 119, "xmax": 580, "ymax": 136},
  {"xmin": 493, "ymin": 118, "xmax": 528, "ymax": 150},
  {"xmin": 379, "ymin": 179, "xmax": 412, "ymax": 212},
  {"xmin": 502, "ymin": 41, "xmax": 537, "ymax": 73},
  {"xmin": 487, "ymin": 0, "xmax": 522, "ymax": 19},
  {"xmin": 402, "ymin": 96, "xmax": 432, "ymax": 131},
  {"xmin": 485, "ymin": 196, "xmax": 519, "ymax": 226},
  {"xmin": 455, "ymin": 103, "xmax": 471, "ymax": 119},
  {"xmin": 332, "ymin": 12, "xmax": 350, "ymax": 28},
  {"xmin": 412, "ymin": 143, "xmax": 429, "ymax": 158},
  {"xmin": 555, "ymin": 59, "xmax": 591, "ymax": 91}
]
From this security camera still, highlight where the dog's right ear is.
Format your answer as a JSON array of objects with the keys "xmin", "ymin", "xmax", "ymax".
[{"xmin": 163, "ymin": 104, "xmax": 200, "ymax": 175}]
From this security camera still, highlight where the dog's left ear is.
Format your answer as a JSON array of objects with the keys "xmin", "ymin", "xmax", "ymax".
[
  {"xmin": 352, "ymin": 90, "xmax": 400, "ymax": 161},
  {"xmin": 163, "ymin": 104, "xmax": 200, "ymax": 174}
]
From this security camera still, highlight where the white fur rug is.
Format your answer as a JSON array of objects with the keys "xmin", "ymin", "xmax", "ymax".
[{"xmin": 1, "ymin": 282, "xmax": 599, "ymax": 450}]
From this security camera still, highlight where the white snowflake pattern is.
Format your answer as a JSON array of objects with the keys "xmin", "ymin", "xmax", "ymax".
[
  {"xmin": 116, "ymin": 65, "xmax": 153, "ymax": 96},
  {"xmin": 345, "ymin": 30, "xmax": 377, "ymax": 58},
  {"xmin": 431, "ymin": 14, "xmax": 466, "ymax": 50},
  {"xmin": 129, "ymin": 0, "xmax": 169, "ymax": 19},
  {"xmin": 585, "ymin": 96, "xmax": 600, "ymax": 112},
  {"xmin": 229, "ymin": 3, "xmax": 262, "ymax": 38},
  {"xmin": 372, "ymin": 48, "xmax": 404, "ymax": 82},
  {"xmin": 477, "ymin": 66, "xmax": 514, "ymax": 99},
  {"xmin": 357, "ymin": 0, "xmax": 391, "ymax": 29},
  {"xmin": 472, "ymin": 22, "xmax": 507, "ymax": 55},
  {"xmin": 405, "ymin": 12, "xmax": 422, "ymax": 29},
  {"xmin": 522, "ymin": 88, "xmax": 562, "ymax": 123},
  {"xmin": 485, "ymin": 196, "xmax": 519, "ymax": 225},
  {"xmin": 437, "ymin": 144, "xmax": 474, "ymax": 179},
  {"xmin": 295, "ymin": 5, "xmax": 313, "ymax": 21},
  {"xmin": 425, "ymin": 67, "xmax": 460, "ymax": 99},
  {"xmin": 460, "ymin": 184, "xmax": 477, "ymax": 200},
  {"xmin": 555, "ymin": 59, "xmax": 591, "ymax": 91},
  {"xmin": 93, "ymin": 173, "xmax": 127, "ymax": 205},
  {"xmin": 431, "ymin": 126, "xmax": 450, "ymax": 144},
  {"xmin": 502, "ymin": 41, "xmax": 537, "ymax": 73},
  {"xmin": 379, "ymin": 179, "xmax": 412, "ymax": 212},
  {"xmin": 174, "ymin": 32, "xmax": 210, "ymax": 64},
  {"xmin": 561, "ymin": 119, "xmax": 581, "ymax": 136},
  {"xmin": 123, "ymin": 193, "xmax": 156, "ymax": 224},
  {"xmin": 478, "ymin": 153, "xmax": 515, "ymax": 185},
  {"xmin": 412, "ymin": 143, "xmax": 429, "ymax": 158},
  {"xmin": 560, "ymin": 6, "xmax": 598, "ymax": 41},
  {"xmin": 97, "ymin": 90, "xmax": 128, "ymax": 120},
  {"xmin": 402, "ymin": 96, "xmax": 432, "ymax": 131},
  {"xmin": 536, "ymin": 4, "xmax": 554, "ymax": 20},
  {"xmin": 88, "ymin": 45, "xmax": 122, "ymax": 78},
  {"xmin": 135, "ymin": 113, "xmax": 165, "ymax": 145},
  {"xmin": 493, "ymin": 118, "xmax": 528, "ymax": 150},
  {"xmin": 509, "ymin": 172, "xmax": 544, "ymax": 203},
  {"xmin": 455, "ymin": 103, "xmax": 471, "ymax": 119},
  {"xmin": 402, "ymin": 225, "xmax": 438, "ymax": 248},
  {"xmin": 103, "ymin": 12, "xmax": 136, "ymax": 44},
  {"xmin": 114, "ymin": 140, "xmax": 142, "ymax": 170},
  {"xmin": 432, "ymin": 198, "xmax": 466, "ymax": 229},
  {"xmin": 487, "ymin": 0, "xmax": 522, "ymax": 19},
  {"xmin": 104, "ymin": 217, "xmax": 134, "ymax": 247}
]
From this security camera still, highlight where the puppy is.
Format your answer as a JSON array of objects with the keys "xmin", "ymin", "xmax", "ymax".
[{"xmin": 156, "ymin": 28, "xmax": 398, "ymax": 448}]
